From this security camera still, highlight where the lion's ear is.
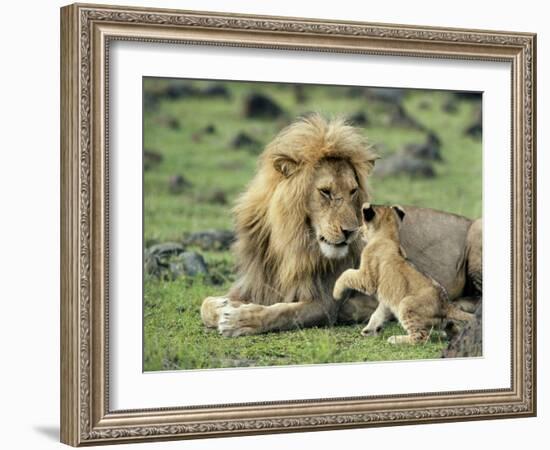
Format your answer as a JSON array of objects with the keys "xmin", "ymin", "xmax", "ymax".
[
  {"xmin": 273, "ymin": 154, "xmax": 299, "ymax": 177},
  {"xmin": 366, "ymin": 152, "xmax": 381, "ymax": 175}
]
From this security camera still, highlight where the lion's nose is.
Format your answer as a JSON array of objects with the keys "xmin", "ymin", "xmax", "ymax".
[{"xmin": 341, "ymin": 227, "xmax": 357, "ymax": 240}]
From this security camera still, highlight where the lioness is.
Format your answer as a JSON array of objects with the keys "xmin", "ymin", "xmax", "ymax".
[
  {"xmin": 333, "ymin": 204, "xmax": 474, "ymax": 344},
  {"xmin": 201, "ymin": 114, "xmax": 482, "ymax": 337}
]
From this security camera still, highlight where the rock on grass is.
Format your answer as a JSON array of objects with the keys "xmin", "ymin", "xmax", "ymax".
[
  {"xmin": 184, "ymin": 230, "xmax": 235, "ymax": 251},
  {"xmin": 201, "ymin": 84, "xmax": 230, "ymax": 98},
  {"xmin": 441, "ymin": 304, "xmax": 482, "ymax": 358},
  {"xmin": 365, "ymin": 87, "xmax": 406, "ymax": 104},
  {"xmin": 153, "ymin": 114, "xmax": 181, "ymax": 130},
  {"xmin": 170, "ymin": 251, "xmax": 208, "ymax": 277},
  {"xmin": 465, "ymin": 107, "xmax": 482, "ymax": 139},
  {"xmin": 243, "ymin": 92, "xmax": 284, "ymax": 119},
  {"xmin": 147, "ymin": 242, "xmax": 185, "ymax": 258},
  {"xmin": 403, "ymin": 132, "xmax": 442, "ymax": 161},
  {"xmin": 144, "ymin": 149, "xmax": 163, "ymax": 171},
  {"xmin": 348, "ymin": 111, "xmax": 369, "ymax": 126},
  {"xmin": 169, "ymin": 174, "xmax": 193, "ymax": 194},
  {"xmin": 231, "ymin": 131, "xmax": 262, "ymax": 153},
  {"xmin": 198, "ymin": 190, "xmax": 228, "ymax": 205},
  {"xmin": 442, "ymin": 97, "xmax": 459, "ymax": 114},
  {"xmin": 145, "ymin": 242, "xmax": 185, "ymax": 277},
  {"xmin": 387, "ymin": 104, "xmax": 426, "ymax": 131},
  {"xmin": 164, "ymin": 82, "xmax": 198, "ymax": 100},
  {"xmin": 374, "ymin": 153, "xmax": 435, "ymax": 178}
]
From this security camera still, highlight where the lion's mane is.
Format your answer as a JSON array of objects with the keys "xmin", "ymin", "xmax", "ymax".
[{"xmin": 228, "ymin": 114, "xmax": 378, "ymax": 308}]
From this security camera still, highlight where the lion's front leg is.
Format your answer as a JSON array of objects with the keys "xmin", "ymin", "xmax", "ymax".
[{"xmin": 217, "ymin": 301, "xmax": 333, "ymax": 337}]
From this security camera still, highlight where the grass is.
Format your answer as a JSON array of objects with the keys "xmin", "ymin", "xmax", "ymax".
[
  {"xmin": 143, "ymin": 78, "xmax": 482, "ymax": 371},
  {"xmin": 144, "ymin": 275, "xmax": 448, "ymax": 371}
]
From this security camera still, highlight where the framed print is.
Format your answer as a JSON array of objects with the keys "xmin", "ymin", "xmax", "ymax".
[{"xmin": 60, "ymin": 3, "xmax": 537, "ymax": 446}]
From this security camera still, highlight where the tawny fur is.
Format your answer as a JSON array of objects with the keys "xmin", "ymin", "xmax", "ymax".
[
  {"xmin": 201, "ymin": 114, "xmax": 482, "ymax": 337},
  {"xmin": 230, "ymin": 114, "xmax": 377, "ymax": 303},
  {"xmin": 201, "ymin": 114, "xmax": 378, "ymax": 333},
  {"xmin": 333, "ymin": 204, "xmax": 474, "ymax": 344}
]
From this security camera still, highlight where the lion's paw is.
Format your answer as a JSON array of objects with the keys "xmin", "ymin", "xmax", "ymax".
[
  {"xmin": 217, "ymin": 304, "xmax": 264, "ymax": 337},
  {"xmin": 201, "ymin": 296, "xmax": 230, "ymax": 328}
]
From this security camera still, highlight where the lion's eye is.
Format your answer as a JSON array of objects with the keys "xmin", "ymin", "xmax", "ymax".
[
  {"xmin": 319, "ymin": 188, "xmax": 331, "ymax": 199},
  {"xmin": 350, "ymin": 188, "xmax": 358, "ymax": 196}
]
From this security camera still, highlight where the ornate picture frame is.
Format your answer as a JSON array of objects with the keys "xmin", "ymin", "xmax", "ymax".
[{"xmin": 60, "ymin": 3, "xmax": 536, "ymax": 446}]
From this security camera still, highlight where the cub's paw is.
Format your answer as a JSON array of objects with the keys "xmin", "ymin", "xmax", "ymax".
[
  {"xmin": 361, "ymin": 325, "xmax": 382, "ymax": 337},
  {"xmin": 332, "ymin": 282, "xmax": 349, "ymax": 302},
  {"xmin": 217, "ymin": 304, "xmax": 264, "ymax": 337}
]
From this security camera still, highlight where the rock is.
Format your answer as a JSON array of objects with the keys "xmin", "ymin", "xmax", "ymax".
[
  {"xmin": 143, "ymin": 92, "xmax": 159, "ymax": 112},
  {"xmin": 170, "ymin": 251, "xmax": 208, "ymax": 277},
  {"xmin": 147, "ymin": 242, "xmax": 185, "ymax": 258},
  {"xmin": 374, "ymin": 153, "xmax": 435, "ymax": 178},
  {"xmin": 293, "ymin": 84, "xmax": 307, "ymax": 104},
  {"xmin": 465, "ymin": 107, "xmax": 482, "ymax": 139},
  {"xmin": 387, "ymin": 104, "xmax": 425, "ymax": 130},
  {"xmin": 169, "ymin": 174, "xmax": 192, "ymax": 194},
  {"xmin": 348, "ymin": 111, "xmax": 369, "ymax": 126},
  {"xmin": 365, "ymin": 88, "xmax": 405, "ymax": 105},
  {"xmin": 144, "ymin": 253, "xmax": 164, "ymax": 277},
  {"xmin": 144, "ymin": 149, "xmax": 163, "ymax": 171},
  {"xmin": 202, "ymin": 124, "xmax": 216, "ymax": 134},
  {"xmin": 403, "ymin": 132, "xmax": 442, "ymax": 161},
  {"xmin": 199, "ymin": 190, "xmax": 228, "ymax": 205},
  {"xmin": 231, "ymin": 131, "xmax": 261, "ymax": 152},
  {"xmin": 164, "ymin": 82, "xmax": 198, "ymax": 100},
  {"xmin": 144, "ymin": 242, "xmax": 186, "ymax": 278},
  {"xmin": 345, "ymin": 86, "xmax": 367, "ymax": 98},
  {"xmin": 442, "ymin": 97, "xmax": 458, "ymax": 114},
  {"xmin": 418, "ymin": 99, "xmax": 432, "ymax": 110},
  {"xmin": 144, "ymin": 243, "xmax": 211, "ymax": 280},
  {"xmin": 441, "ymin": 304, "xmax": 482, "ymax": 358},
  {"xmin": 184, "ymin": 230, "xmax": 235, "ymax": 251},
  {"xmin": 201, "ymin": 84, "xmax": 230, "ymax": 98},
  {"xmin": 243, "ymin": 92, "xmax": 284, "ymax": 119},
  {"xmin": 154, "ymin": 114, "xmax": 180, "ymax": 130}
]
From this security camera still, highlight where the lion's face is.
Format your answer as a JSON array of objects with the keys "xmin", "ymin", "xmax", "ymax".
[{"xmin": 307, "ymin": 158, "xmax": 362, "ymax": 259}]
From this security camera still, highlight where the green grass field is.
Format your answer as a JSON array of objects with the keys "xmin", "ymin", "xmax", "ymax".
[{"xmin": 143, "ymin": 78, "xmax": 482, "ymax": 371}]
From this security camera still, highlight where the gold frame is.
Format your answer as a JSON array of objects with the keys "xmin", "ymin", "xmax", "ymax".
[{"xmin": 60, "ymin": 2, "xmax": 537, "ymax": 446}]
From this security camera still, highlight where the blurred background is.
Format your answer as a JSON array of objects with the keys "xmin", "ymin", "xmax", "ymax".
[{"xmin": 142, "ymin": 78, "xmax": 482, "ymax": 371}]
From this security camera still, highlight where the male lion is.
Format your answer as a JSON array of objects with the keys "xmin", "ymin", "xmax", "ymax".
[{"xmin": 201, "ymin": 114, "xmax": 482, "ymax": 337}]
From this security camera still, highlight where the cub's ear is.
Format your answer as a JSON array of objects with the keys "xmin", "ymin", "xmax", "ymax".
[
  {"xmin": 362, "ymin": 203, "xmax": 376, "ymax": 222},
  {"xmin": 273, "ymin": 154, "xmax": 299, "ymax": 177},
  {"xmin": 392, "ymin": 205, "xmax": 406, "ymax": 221}
]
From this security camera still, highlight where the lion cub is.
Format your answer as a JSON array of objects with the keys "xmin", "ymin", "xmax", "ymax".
[{"xmin": 333, "ymin": 203, "xmax": 473, "ymax": 344}]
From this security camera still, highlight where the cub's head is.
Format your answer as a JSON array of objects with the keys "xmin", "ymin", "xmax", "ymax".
[{"xmin": 360, "ymin": 203, "xmax": 406, "ymax": 244}]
